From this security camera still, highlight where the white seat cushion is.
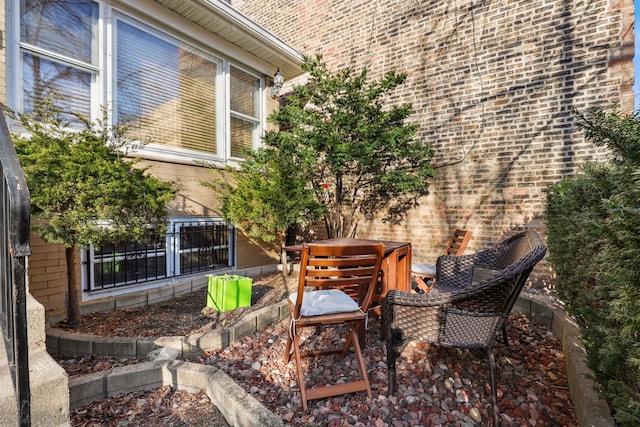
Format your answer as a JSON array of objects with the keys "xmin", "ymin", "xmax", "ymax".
[
  {"xmin": 412, "ymin": 262, "xmax": 436, "ymax": 276},
  {"xmin": 289, "ymin": 289, "xmax": 360, "ymax": 316}
]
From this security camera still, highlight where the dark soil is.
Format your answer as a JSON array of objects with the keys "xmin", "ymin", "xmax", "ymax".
[{"xmin": 54, "ymin": 272, "xmax": 294, "ymax": 338}]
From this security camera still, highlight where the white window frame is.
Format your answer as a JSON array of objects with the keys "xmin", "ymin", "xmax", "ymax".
[
  {"xmin": 8, "ymin": 0, "xmax": 265, "ymax": 164},
  {"xmin": 228, "ymin": 63, "xmax": 264, "ymax": 161}
]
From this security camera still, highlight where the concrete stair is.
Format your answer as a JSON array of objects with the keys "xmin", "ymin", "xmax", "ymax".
[{"xmin": 0, "ymin": 293, "xmax": 69, "ymax": 427}]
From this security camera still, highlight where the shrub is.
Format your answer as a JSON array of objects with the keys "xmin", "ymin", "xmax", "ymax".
[{"xmin": 545, "ymin": 108, "xmax": 640, "ymax": 425}]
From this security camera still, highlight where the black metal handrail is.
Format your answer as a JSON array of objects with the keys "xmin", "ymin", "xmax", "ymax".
[{"xmin": 0, "ymin": 111, "xmax": 32, "ymax": 426}]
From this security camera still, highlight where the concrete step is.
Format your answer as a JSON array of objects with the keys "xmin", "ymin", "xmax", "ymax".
[{"xmin": 0, "ymin": 293, "xmax": 69, "ymax": 427}]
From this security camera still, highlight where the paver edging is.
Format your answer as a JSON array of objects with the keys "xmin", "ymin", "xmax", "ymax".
[{"xmin": 45, "ymin": 300, "xmax": 290, "ymax": 359}]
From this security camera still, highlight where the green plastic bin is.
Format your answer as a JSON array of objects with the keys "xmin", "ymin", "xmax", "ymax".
[{"xmin": 207, "ymin": 274, "xmax": 252, "ymax": 312}]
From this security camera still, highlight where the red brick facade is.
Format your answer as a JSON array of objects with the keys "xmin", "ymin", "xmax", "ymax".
[{"xmin": 232, "ymin": 0, "xmax": 634, "ymax": 273}]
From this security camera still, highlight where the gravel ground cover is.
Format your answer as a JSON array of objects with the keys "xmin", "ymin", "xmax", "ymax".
[
  {"xmin": 195, "ymin": 313, "xmax": 577, "ymax": 427},
  {"xmin": 53, "ymin": 273, "xmax": 576, "ymax": 426}
]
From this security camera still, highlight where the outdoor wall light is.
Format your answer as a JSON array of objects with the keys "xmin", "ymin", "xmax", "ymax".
[{"xmin": 270, "ymin": 68, "xmax": 284, "ymax": 99}]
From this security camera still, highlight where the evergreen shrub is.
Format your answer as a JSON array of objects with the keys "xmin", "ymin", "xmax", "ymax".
[{"xmin": 545, "ymin": 108, "xmax": 640, "ymax": 425}]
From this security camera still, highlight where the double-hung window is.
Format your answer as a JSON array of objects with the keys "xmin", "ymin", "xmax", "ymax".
[
  {"xmin": 230, "ymin": 66, "xmax": 261, "ymax": 158},
  {"xmin": 13, "ymin": 0, "xmax": 264, "ymax": 162},
  {"xmin": 19, "ymin": 0, "xmax": 99, "ymax": 124},
  {"xmin": 114, "ymin": 16, "xmax": 221, "ymax": 158}
]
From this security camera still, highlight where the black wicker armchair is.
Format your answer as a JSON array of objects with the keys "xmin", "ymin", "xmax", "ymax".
[{"xmin": 384, "ymin": 230, "xmax": 547, "ymax": 425}]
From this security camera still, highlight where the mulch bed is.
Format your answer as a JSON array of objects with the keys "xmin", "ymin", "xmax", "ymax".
[
  {"xmin": 70, "ymin": 385, "xmax": 229, "ymax": 427},
  {"xmin": 53, "ymin": 273, "xmax": 577, "ymax": 426},
  {"xmin": 55, "ymin": 273, "xmax": 293, "ymax": 427},
  {"xmin": 54, "ymin": 273, "xmax": 293, "ymax": 338}
]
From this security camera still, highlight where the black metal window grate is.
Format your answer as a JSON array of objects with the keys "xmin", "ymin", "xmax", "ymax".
[{"xmin": 86, "ymin": 219, "xmax": 235, "ymax": 291}]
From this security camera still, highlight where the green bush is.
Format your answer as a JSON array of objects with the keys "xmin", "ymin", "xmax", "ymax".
[{"xmin": 545, "ymin": 108, "xmax": 640, "ymax": 425}]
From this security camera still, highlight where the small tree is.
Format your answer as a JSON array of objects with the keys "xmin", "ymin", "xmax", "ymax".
[
  {"xmin": 10, "ymin": 104, "xmax": 176, "ymax": 325},
  {"xmin": 265, "ymin": 55, "xmax": 435, "ymax": 238},
  {"xmin": 207, "ymin": 55, "xmax": 436, "ymax": 251},
  {"xmin": 203, "ymin": 145, "xmax": 324, "ymax": 270}
]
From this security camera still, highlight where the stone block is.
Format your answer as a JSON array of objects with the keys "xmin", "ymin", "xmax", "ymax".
[
  {"xmin": 172, "ymin": 281, "xmax": 193, "ymax": 297},
  {"xmin": 106, "ymin": 362, "xmax": 163, "ymax": 396},
  {"xmin": 512, "ymin": 295, "xmax": 532, "ymax": 317},
  {"xmin": 529, "ymin": 296, "xmax": 553, "ymax": 328},
  {"xmin": 0, "ymin": 337, "xmax": 18, "ymax": 426},
  {"xmin": 243, "ymin": 267, "xmax": 264, "ymax": 277},
  {"xmin": 45, "ymin": 328, "xmax": 61, "ymax": 354},
  {"xmin": 136, "ymin": 339, "xmax": 158, "ymax": 357},
  {"xmin": 93, "ymin": 336, "xmax": 138, "ymax": 358},
  {"xmin": 191, "ymin": 275, "xmax": 208, "ymax": 287},
  {"xmin": 551, "ymin": 309, "xmax": 577, "ymax": 341},
  {"xmin": 114, "ymin": 293, "xmax": 148, "ymax": 310},
  {"xmin": 147, "ymin": 286, "xmax": 176, "ymax": 305},
  {"xmin": 80, "ymin": 299, "xmax": 115, "ymax": 315},
  {"xmin": 562, "ymin": 323, "xmax": 615, "ymax": 427},
  {"xmin": 228, "ymin": 314, "xmax": 257, "ymax": 342},
  {"xmin": 205, "ymin": 365, "xmax": 284, "ymax": 427},
  {"xmin": 255, "ymin": 304, "xmax": 281, "ymax": 331},
  {"xmin": 184, "ymin": 329, "xmax": 229, "ymax": 356},
  {"xmin": 163, "ymin": 360, "xmax": 212, "ymax": 393},
  {"xmin": 27, "ymin": 294, "xmax": 47, "ymax": 350},
  {"xmin": 28, "ymin": 349, "xmax": 69, "ymax": 426},
  {"xmin": 152, "ymin": 336, "xmax": 184, "ymax": 358},
  {"xmin": 69, "ymin": 371, "xmax": 107, "ymax": 409},
  {"xmin": 278, "ymin": 302, "xmax": 290, "ymax": 320},
  {"xmin": 59, "ymin": 333, "xmax": 94, "ymax": 357}
]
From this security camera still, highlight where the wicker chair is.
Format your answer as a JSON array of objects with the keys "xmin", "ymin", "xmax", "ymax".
[{"xmin": 384, "ymin": 230, "xmax": 547, "ymax": 425}]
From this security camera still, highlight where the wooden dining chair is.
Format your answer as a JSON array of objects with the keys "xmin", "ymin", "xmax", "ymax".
[
  {"xmin": 412, "ymin": 229, "xmax": 472, "ymax": 293},
  {"xmin": 284, "ymin": 242, "xmax": 385, "ymax": 410}
]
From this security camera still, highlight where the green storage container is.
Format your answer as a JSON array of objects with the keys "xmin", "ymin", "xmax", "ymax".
[{"xmin": 207, "ymin": 274, "xmax": 252, "ymax": 312}]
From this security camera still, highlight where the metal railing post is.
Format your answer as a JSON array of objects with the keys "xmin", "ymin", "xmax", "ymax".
[{"xmin": 0, "ymin": 110, "xmax": 32, "ymax": 426}]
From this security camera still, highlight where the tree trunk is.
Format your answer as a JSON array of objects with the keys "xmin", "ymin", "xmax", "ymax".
[
  {"xmin": 280, "ymin": 243, "xmax": 289, "ymax": 285},
  {"xmin": 66, "ymin": 246, "xmax": 81, "ymax": 327}
]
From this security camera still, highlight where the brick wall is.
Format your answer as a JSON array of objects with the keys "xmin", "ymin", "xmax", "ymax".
[
  {"xmin": 27, "ymin": 234, "xmax": 70, "ymax": 317},
  {"xmin": 233, "ymin": 0, "xmax": 634, "ymax": 271}
]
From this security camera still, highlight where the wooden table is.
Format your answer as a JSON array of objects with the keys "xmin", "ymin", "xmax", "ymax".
[{"xmin": 285, "ymin": 238, "xmax": 412, "ymax": 318}]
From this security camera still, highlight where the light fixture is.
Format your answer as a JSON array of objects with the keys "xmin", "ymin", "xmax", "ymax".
[{"xmin": 270, "ymin": 68, "xmax": 284, "ymax": 99}]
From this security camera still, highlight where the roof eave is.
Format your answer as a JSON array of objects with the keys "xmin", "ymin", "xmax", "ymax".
[{"xmin": 195, "ymin": 0, "xmax": 304, "ymax": 79}]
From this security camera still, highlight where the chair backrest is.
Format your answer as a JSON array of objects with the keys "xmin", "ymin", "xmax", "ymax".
[
  {"xmin": 438, "ymin": 230, "xmax": 547, "ymax": 347},
  {"xmin": 447, "ymin": 230, "xmax": 547, "ymax": 315},
  {"xmin": 443, "ymin": 229, "xmax": 473, "ymax": 256},
  {"xmin": 495, "ymin": 230, "xmax": 546, "ymax": 315},
  {"xmin": 292, "ymin": 242, "xmax": 385, "ymax": 319}
]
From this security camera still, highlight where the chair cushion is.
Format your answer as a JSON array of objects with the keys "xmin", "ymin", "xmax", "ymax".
[
  {"xmin": 412, "ymin": 262, "xmax": 436, "ymax": 275},
  {"xmin": 289, "ymin": 289, "xmax": 360, "ymax": 316}
]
